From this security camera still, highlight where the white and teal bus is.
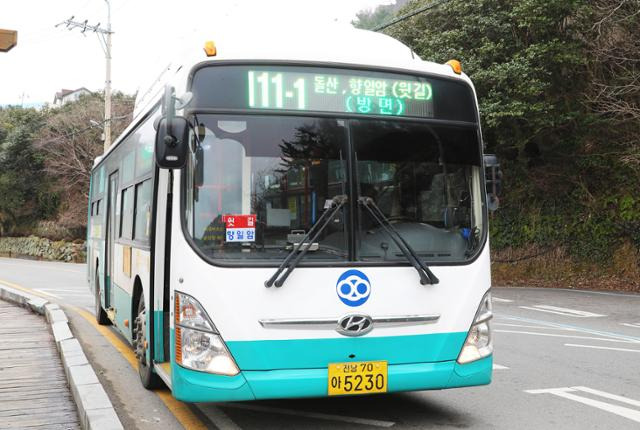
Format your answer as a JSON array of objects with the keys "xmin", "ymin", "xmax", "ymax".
[{"xmin": 87, "ymin": 26, "xmax": 497, "ymax": 402}]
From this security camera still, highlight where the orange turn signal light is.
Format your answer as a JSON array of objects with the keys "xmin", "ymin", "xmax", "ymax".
[
  {"xmin": 204, "ymin": 41, "xmax": 217, "ymax": 57},
  {"xmin": 446, "ymin": 59, "xmax": 462, "ymax": 74},
  {"xmin": 175, "ymin": 294, "xmax": 182, "ymax": 364}
]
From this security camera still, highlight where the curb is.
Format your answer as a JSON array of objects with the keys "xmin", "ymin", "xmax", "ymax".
[{"xmin": 0, "ymin": 284, "xmax": 124, "ymax": 430}]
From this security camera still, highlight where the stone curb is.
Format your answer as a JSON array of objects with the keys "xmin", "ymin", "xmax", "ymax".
[{"xmin": 0, "ymin": 284, "xmax": 124, "ymax": 430}]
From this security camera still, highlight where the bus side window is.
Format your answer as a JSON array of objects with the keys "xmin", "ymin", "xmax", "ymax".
[
  {"xmin": 133, "ymin": 179, "xmax": 152, "ymax": 243},
  {"xmin": 91, "ymin": 200, "xmax": 101, "ymax": 217},
  {"xmin": 120, "ymin": 187, "xmax": 134, "ymax": 239}
]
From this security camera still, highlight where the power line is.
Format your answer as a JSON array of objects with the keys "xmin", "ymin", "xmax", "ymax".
[{"xmin": 373, "ymin": 0, "xmax": 450, "ymax": 32}]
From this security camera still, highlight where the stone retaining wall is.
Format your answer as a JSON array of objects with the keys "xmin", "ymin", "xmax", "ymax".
[{"xmin": 0, "ymin": 236, "xmax": 86, "ymax": 263}]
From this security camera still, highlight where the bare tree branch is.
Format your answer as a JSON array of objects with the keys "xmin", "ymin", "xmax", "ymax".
[{"xmin": 34, "ymin": 93, "xmax": 134, "ymax": 228}]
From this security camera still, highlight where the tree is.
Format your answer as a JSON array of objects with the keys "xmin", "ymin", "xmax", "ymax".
[
  {"xmin": 0, "ymin": 107, "xmax": 52, "ymax": 234},
  {"xmin": 388, "ymin": 0, "xmax": 589, "ymax": 165},
  {"xmin": 375, "ymin": 0, "xmax": 640, "ymax": 265},
  {"xmin": 352, "ymin": 0, "xmax": 410, "ymax": 30},
  {"xmin": 585, "ymin": 0, "xmax": 640, "ymax": 167},
  {"xmin": 35, "ymin": 93, "xmax": 134, "ymax": 229}
]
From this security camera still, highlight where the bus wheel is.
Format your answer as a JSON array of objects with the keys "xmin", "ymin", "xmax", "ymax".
[
  {"xmin": 95, "ymin": 268, "xmax": 111, "ymax": 325},
  {"xmin": 134, "ymin": 295, "xmax": 163, "ymax": 389}
]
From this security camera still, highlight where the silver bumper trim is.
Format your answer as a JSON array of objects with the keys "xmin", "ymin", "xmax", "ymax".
[{"xmin": 259, "ymin": 314, "xmax": 440, "ymax": 329}]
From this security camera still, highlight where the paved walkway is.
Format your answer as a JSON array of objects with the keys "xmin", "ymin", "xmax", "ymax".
[{"xmin": 0, "ymin": 300, "xmax": 80, "ymax": 430}]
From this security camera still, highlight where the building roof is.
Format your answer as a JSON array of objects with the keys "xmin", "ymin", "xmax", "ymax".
[{"xmin": 53, "ymin": 87, "xmax": 92, "ymax": 103}]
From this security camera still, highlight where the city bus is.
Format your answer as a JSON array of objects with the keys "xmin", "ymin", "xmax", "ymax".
[{"xmin": 87, "ymin": 26, "xmax": 496, "ymax": 402}]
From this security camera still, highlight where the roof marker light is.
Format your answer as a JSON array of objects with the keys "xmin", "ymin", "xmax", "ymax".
[
  {"xmin": 204, "ymin": 41, "xmax": 217, "ymax": 57},
  {"xmin": 446, "ymin": 59, "xmax": 462, "ymax": 74}
]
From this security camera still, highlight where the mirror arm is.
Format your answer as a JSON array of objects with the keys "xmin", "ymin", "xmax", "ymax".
[{"xmin": 164, "ymin": 85, "xmax": 175, "ymax": 142}]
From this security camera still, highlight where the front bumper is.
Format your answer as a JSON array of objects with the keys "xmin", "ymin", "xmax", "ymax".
[{"xmin": 171, "ymin": 355, "xmax": 493, "ymax": 402}]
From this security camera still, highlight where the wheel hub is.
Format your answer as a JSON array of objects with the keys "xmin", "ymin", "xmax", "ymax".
[{"xmin": 134, "ymin": 308, "xmax": 147, "ymax": 363}]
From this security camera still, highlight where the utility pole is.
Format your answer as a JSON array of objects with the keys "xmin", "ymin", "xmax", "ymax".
[
  {"xmin": 56, "ymin": 0, "xmax": 113, "ymax": 153},
  {"xmin": 104, "ymin": 0, "xmax": 112, "ymax": 150}
]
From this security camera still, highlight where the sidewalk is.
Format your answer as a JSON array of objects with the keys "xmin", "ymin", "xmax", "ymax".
[{"xmin": 0, "ymin": 299, "xmax": 80, "ymax": 430}]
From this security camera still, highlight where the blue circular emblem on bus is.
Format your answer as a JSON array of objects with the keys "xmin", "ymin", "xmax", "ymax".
[{"xmin": 336, "ymin": 270, "xmax": 371, "ymax": 307}]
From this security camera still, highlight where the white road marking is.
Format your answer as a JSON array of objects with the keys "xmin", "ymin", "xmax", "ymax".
[
  {"xmin": 519, "ymin": 305, "xmax": 606, "ymax": 318},
  {"xmin": 572, "ymin": 386, "xmax": 640, "ymax": 408},
  {"xmin": 219, "ymin": 403, "xmax": 395, "ymax": 427},
  {"xmin": 564, "ymin": 343, "xmax": 640, "ymax": 353},
  {"xmin": 493, "ymin": 364, "xmax": 509, "ymax": 370},
  {"xmin": 515, "ymin": 287, "xmax": 640, "ymax": 298},
  {"xmin": 622, "ymin": 323, "xmax": 640, "ymax": 329},
  {"xmin": 499, "ymin": 314, "xmax": 640, "ymax": 343},
  {"xmin": 494, "ymin": 330, "xmax": 637, "ymax": 343},
  {"xmin": 33, "ymin": 288, "xmax": 60, "ymax": 299},
  {"xmin": 0, "ymin": 260, "xmax": 84, "ymax": 274},
  {"xmin": 35, "ymin": 288, "xmax": 88, "ymax": 293},
  {"xmin": 525, "ymin": 386, "xmax": 640, "ymax": 423},
  {"xmin": 494, "ymin": 323, "xmax": 577, "ymax": 331},
  {"xmin": 57, "ymin": 293, "xmax": 93, "ymax": 297},
  {"xmin": 492, "ymin": 297, "xmax": 513, "ymax": 303}
]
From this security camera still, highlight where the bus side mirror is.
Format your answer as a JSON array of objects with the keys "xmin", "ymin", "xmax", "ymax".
[
  {"xmin": 484, "ymin": 154, "xmax": 502, "ymax": 211},
  {"xmin": 155, "ymin": 85, "xmax": 189, "ymax": 169},
  {"xmin": 155, "ymin": 117, "xmax": 189, "ymax": 169}
]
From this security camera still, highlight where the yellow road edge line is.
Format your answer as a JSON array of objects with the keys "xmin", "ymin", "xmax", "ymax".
[
  {"xmin": 0, "ymin": 278, "xmax": 54, "ymax": 299},
  {"xmin": 0, "ymin": 278, "xmax": 207, "ymax": 430},
  {"xmin": 75, "ymin": 308, "xmax": 139, "ymax": 368},
  {"xmin": 73, "ymin": 309, "xmax": 209, "ymax": 430}
]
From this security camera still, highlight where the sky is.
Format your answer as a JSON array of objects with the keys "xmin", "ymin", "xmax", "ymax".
[{"xmin": 0, "ymin": 0, "xmax": 393, "ymax": 107}]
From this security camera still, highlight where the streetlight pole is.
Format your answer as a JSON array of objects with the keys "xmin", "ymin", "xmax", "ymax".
[{"xmin": 103, "ymin": 0, "xmax": 112, "ymax": 152}]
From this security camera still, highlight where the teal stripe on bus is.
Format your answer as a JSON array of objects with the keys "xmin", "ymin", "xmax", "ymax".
[
  {"xmin": 112, "ymin": 283, "xmax": 133, "ymax": 342},
  {"xmin": 226, "ymin": 332, "xmax": 468, "ymax": 370},
  {"xmin": 169, "ymin": 329, "xmax": 491, "ymax": 402},
  {"xmin": 153, "ymin": 310, "xmax": 164, "ymax": 362}
]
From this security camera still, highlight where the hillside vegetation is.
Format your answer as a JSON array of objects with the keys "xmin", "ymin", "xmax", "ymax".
[
  {"xmin": 356, "ymin": 0, "xmax": 640, "ymax": 290},
  {"xmin": 0, "ymin": 93, "xmax": 134, "ymax": 242}
]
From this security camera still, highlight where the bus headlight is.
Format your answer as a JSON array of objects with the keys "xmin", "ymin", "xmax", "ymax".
[
  {"xmin": 457, "ymin": 291, "xmax": 493, "ymax": 364},
  {"xmin": 175, "ymin": 292, "xmax": 239, "ymax": 376}
]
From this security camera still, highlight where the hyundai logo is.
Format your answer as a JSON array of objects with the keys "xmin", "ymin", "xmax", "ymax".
[{"xmin": 336, "ymin": 314, "xmax": 374, "ymax": 337}]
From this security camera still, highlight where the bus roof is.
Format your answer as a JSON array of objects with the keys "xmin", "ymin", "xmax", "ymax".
[{"xmin": 133, "ymin": 25, "xmax": 471, "ymax": 117}]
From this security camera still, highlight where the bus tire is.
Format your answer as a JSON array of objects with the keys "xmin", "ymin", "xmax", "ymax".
[
  {"xmin": 95, "ymin": 268, "xmax": 111, "ymax": 325},
  {"xmin": 134, "ymin": 294, "xmax": 163, "ymax": 389}
]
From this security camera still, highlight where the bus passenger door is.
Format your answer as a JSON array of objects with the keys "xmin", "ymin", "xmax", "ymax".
[
  {"xmin": 105, "ymin": 171, "xmax": 119, "ymax": 311},
  {"xmin": 152, "ymin": 169, "xmax": 171, "ymax": 363}
]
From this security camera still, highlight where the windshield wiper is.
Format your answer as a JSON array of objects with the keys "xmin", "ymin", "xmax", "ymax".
[
  {"xmin": 358, "ymin": 196, "xmax": 439, "ymax": 285},
  {"xmin": 264, "ymin": 195, "xmax": 348, "ymax": 288}
]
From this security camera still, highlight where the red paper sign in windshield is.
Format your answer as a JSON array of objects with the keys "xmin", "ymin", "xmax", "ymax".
[{"xmin": 222, "ymin": 214, "xmax": 256, "ymax": 242}]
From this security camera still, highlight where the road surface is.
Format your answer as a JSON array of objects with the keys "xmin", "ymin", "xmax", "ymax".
[{"xmin": 1, "ymin": 256, "xmax": 639, "ymax": 429}]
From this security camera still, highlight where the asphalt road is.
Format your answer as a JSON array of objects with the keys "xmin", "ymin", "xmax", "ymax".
[{"xmin": 2, "ymin": 256, "xmax": 640, "ymax": 429}]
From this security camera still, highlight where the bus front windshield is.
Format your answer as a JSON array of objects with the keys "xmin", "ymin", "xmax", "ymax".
[{"xmin": 185, "ymin": 115, "xmax": 484, "ymax": 264}]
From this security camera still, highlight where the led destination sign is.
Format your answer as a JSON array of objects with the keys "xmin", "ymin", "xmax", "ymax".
[
  {"xmin": 247, "ymin": 70, "xmax": 434, "ymax": 118},
  {"xmin": 191, "ymin": 65, "xmax": 477, "ymax": 123}
]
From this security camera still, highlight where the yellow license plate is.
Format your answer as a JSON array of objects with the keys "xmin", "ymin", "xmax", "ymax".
[{"xmin": 328, "ymin": 361, "xmax": 387, "ymax": 396}]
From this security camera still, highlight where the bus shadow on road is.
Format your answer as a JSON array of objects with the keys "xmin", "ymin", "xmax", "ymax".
[{"xmin": 208, "ymin": 391, "xmax": 472, "ymax": 429}]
